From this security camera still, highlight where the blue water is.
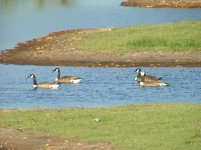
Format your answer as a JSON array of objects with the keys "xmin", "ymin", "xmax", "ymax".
[
  {"xmin": 0, "ymin": 0, "xmax": 201, "ymax": 109},
  {"xmin": 0, "ymin": 65, "xmax": 200, "ymax": 109},
  {"xmin": 0, "ymin": 0, "xmax": 201, "ymax": 50}
]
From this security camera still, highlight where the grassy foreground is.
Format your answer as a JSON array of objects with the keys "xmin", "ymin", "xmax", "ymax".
[
  {"xmin": 71, "ymin": 21, "xmax": 201, "ymax": 53},
  {"xmin": 1, "ymin": 104, "xmax": 201, "ymax": 150}
]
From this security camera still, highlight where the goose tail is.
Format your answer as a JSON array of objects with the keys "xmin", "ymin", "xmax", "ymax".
[
  {"xmin": 159, "ymin": 82, "xmax": 168, "ymax": 86},
  {"xmin": 50, "ymin": 84, "xmax": 60, "ymax": 89}
]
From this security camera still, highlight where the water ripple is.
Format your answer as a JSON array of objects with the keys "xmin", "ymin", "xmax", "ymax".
[{"xmin": 0, "ymin": 65, "xmax": 201, "ymax": 109}]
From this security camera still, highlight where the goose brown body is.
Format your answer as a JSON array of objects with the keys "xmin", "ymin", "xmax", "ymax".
[
  {"xmin": 139, "ymin": 80, "xmax": 168, "ymax": 87},
  {"xmin": 135, "ymin": 68, "xmax": 161, "ymax": 82},
  {"xmin": 57, "ymin": 76, "xmax": 81, "ymax": 84},
  {"xmin": 53, "ymin": 68, "xmax": 81, "ymax": 84},
  {"xmin": 35, "ymin": 81, "xmax": 59, "ymax": 88},
  {"xmin": 27, "ymin": 74, "xmax": 59, "ymax": 89},
  {"xmin": 139, "ymin": 71, "xmax": 168, "ymax": 87}
]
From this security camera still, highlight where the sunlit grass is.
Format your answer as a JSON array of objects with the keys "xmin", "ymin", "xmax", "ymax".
[
  {"xmin": 126, "ymin": 38, "xmax": 201, "ymax": 50},
  {"xmin": 1, "ymin": 104, "xmax": 201, "ymax": 150},
  {"xmin": 71, "ymin": 21, "xmax": 201, "ymax": 53}
]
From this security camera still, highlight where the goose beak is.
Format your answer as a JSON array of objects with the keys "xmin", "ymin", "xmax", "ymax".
[
  {"xmin": 53, "ymin": 68, "xmax": 58, "ymax": 72},
  {"xmin": 134, "ymin": 68, "xmax": 139, "ymax": 72}
]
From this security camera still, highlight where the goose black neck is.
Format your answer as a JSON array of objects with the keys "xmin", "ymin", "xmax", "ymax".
[
  {"xmin": 57, "ymin": 69, "xmax": 61, "ymax": 79},
  {"xmin": 137, "ymin": 72, "xmax": 141, "ymax": 78},
  {"xmin": 32, "ymin": 76, "xmax": 37, "ymax": 85}
]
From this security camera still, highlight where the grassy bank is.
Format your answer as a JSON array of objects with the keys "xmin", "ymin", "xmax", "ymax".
[
  {"xmin": 71, "ymin": 21, "xmax": 201, "ymax": 53},
  {"xmin": 1, "ymin": 104, "xmax": 201, "ymax": 150},
  {"xmin": 0, "ymin": 21, "xmax": 201, "ymax": 67}
]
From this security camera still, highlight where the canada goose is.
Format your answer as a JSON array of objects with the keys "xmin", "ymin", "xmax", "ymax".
[
  {"xmin": 27, "ymin": 74, "xmax": 59, "ymax": 89},
  {"xmin": 53, "ymin": 68, "xmax": 81, "ymax": 84},
  {"xmin": 134, "ymin": 68, "xmax": 162, "ymax": 82},
  {"xmin": 139, "ymin": 71, "xmax": 168, "ymax": 87}
]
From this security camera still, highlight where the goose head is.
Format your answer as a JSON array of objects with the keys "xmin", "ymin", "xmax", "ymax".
[
  {"xmin": 135, "ymin": 68, "xmax": 141, "ymax": 73},
  {"xmin": 53, "ymin": 68, "xmax": 60, "ymax": 72},
  {"xmin": 53, "ymin": 68, "xmax": 61, "ymax": 81},
  {"xmin": 27, "ymin": 74, "xmax": 35, "ymax": 79}
]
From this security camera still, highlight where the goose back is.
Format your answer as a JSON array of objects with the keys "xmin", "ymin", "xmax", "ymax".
[
  {"xmin": 139, "ymin": 71, "xmax": 168, "ymax": 87},
  {"xmin": 135, "ymin": 68, "xmax": 161, "ymax": 82},
  {"xmin": 57, "ymin": 76, "xmax": 81, "ymax": 84},
  {"xmin": 27, "ymin": 74, "xmax": 59, "ymax": 89},
  {"xmin": 53, "ymin": 68, "xmax": 81, "ymax": 84},
  {"xmin": 37, "ymin": 81, "xmax": 59, "ymax": 89}
]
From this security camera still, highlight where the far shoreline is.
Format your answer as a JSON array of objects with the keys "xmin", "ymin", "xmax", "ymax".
[{"xmin": 120, "ymin": 0, "xmax": 201, "ymax": 8}]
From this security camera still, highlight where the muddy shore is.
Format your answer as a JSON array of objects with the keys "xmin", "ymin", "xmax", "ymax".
[
  {"xmin": 0, "ymin": 29, "xmax": 201, "ymax": 67},
  {"xmin": 121, "ymin": 0, "xmax": 201, "ymax": 8},
  {"xmin": 0, "ymin": 129, "xmax": 116, "ymax": 150}
]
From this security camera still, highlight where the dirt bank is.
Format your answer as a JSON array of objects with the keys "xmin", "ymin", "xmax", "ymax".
[
  {"xmin": 121, "ymin": 0, "xmax": 201, "ymax": 8},
  {"xmin": 0, "ymin": 129, "xmax": 116, "ymax": 150},
  {"xmin": 0, "ymin": 29, "xmax": 201, "ymax": 67}
]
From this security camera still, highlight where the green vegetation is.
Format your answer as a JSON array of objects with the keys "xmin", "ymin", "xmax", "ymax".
[
  {"xmin": 1, "ymin": 104, "xmax": 201, "ymax": 150},
  {"xmin": 71, "ymin": 21, "xmax": 201, "ymax": 53}
]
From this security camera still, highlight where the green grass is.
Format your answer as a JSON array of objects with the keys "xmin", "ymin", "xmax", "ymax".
[
  {"xmin": 70, "ymin": 21, "xmax": 201, "ymax": 53},
  {"xmin": 1, "ymin": 104, "xmax": 201, "ymax": 150}
]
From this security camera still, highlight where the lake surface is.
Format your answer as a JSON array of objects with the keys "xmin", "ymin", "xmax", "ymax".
[
  {"xmin": 1, "ymin": 0, "xmax": 201, "ymax": 50},
  {"xmin": 0, "ymin": 65, "xmax": 201, "ymax": 109},
  {"xmin": 0, "ymin": 0, "xmax": 201, "ymax": 109}
]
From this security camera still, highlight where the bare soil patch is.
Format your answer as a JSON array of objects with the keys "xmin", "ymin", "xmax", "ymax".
[
  {"xmin": 0, "ymin": 28, "xmax": 201, "ymax": 67},
  {"xmin": 0, "ymin": 129, "xmax": 116, "ymax": 150}
]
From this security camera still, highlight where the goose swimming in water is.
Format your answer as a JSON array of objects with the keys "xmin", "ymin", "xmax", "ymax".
[
  {"xmin": 27, "ymin": 74, "xmax": 60, "ymax": 89},
  {"xmin": 139, "ymin": 71, "xmax": 168, "ymax": 87},
  {"xmin": 53, "ymin": 68, "xmax": 81, "ymax": 84},
  {"xmin": 135, "ymin": 68, "xmax": 162, "ymax": 82}
]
